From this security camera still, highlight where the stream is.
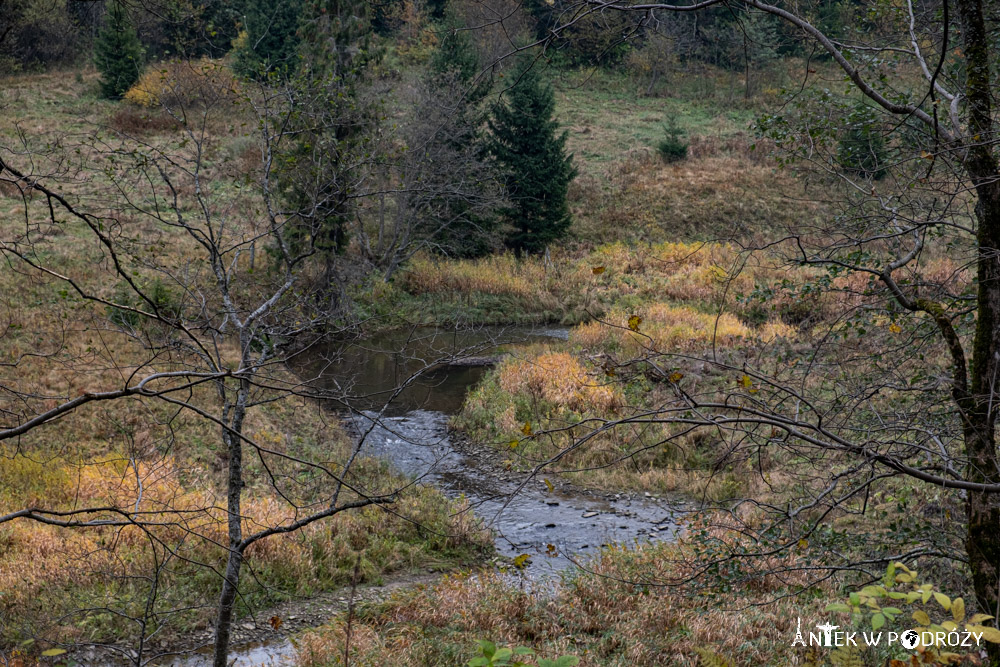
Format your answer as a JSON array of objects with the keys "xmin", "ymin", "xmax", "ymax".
[{"xmin": 167, "ymin": 326, "xmax": 684, "ymax": 666}]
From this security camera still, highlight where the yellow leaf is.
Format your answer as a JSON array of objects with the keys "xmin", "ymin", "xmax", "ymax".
[
  {"xmin": 546, "ymin": 543, "xmax": 557, "ymax": 557},
  {"xmin": 921, "ymin": 150, "xmax": 934, "ymax": 160},
  {"xmin": 913, "ymin": 610, "xmax": 931, "ymax": 626},
  {"xmin": 934, "ymin": 592, "xmax": 951, "ymax": 611},
  {"xmin": 522, "ymin": 422, "xmax": 533, "ymax": 436},
  {"xmin": 592, "ymin": 266, "xmax": 606, "ymax": 275},
  {"xmin": 544, "ymin": 478, "xmax": 554, "ymax": 493},
  {"xmin": 628, "ymin": 315, "xmax": 642, "ymax": 332},
  {"xmin": 969, "ymin": 614, "xmax": 995, "ymax": 624},
  {"xmin": 668, "ymin": 371, "xmax": 683, "ymax": 383},
  {"xmin": 41, "ymin": 649, "xmax": 67, "ymax": 657},
  {"xmin": 513, "ymin": 553, "xmax": 531, "ymax": 569},
  {"xmin": 888, "ymin": 323, "xmax": 901, "ymax": 333},
  {"xmin": 967, "ymin": 625, "xmax": 1000, "ymax": 643},
  {"xmin": 740, "ymin": 374, "xmax": 753, "ymax": 389},
  {"xmin": 952, "ymin": 597, "xmax": 965, "ymax": 623}
]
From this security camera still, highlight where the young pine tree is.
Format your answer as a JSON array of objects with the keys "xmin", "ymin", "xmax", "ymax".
[
  {"xmin": 94, "ymin": 0, "xmax": 144, "ymax": 99},
  {"xmin": 487, "ymin": 63, "xmax": 577, "ymax": 256}
]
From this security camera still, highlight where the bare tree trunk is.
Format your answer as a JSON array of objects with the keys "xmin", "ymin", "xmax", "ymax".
[
  {"xmin": 213, "ymin": 381, "xmax": 248, "ymax": 667},
  {"xmin": 955, "ymin": 3, "xmax": 1000, "ymax": 661},
  {"xmin": 213, "ymin": 549, "xmax": 243, "ymax": 667}
]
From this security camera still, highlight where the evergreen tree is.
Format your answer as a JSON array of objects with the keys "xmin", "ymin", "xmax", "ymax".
[
  {"xmin": 487, "ymin": 63, "xmax": 576, "ymax": 256},
  {"xmin": 233, "ymin": 0, "xmax": 303, "ymax": 79},
  {"xmin": 430, "ymin": 20, "xmax": 478, "ymax": 84},
  {"xmin": 837, "ymin": 102, "xmax": 888, "ymax": 180},
  {"xmin": 426, "ymin": 0, "xmax": 448, "ymax": 20},
  {"xmin": 94, "ymin": 0, "xmax": 144, "ymax": 99},
  {"xmin": 275, "ymin": 0, "xmax": 378, "ymax": 280}
]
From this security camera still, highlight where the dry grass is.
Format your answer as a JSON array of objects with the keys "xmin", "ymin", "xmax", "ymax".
[
  {"xmin": 0, "ymin": 69, "xmax": 491, "ymax": 654},
  {"xmin": 292, "ymin": 530, "xmax": 829, "ymax": 667},
  {"xmin": 498, "ymin": 352, "xmax": 621, "ymax": 415},
  {"xmin": 402, "ymin": 253, "xmax": 552, "ymax": 299}
]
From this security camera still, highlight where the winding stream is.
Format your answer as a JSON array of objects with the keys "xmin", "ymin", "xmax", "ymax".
[{"xmin": 174, "ymin": 326, "xmax": 683, "ymax": 666}]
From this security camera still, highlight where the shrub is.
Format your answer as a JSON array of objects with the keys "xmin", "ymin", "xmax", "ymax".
[
  {"xmin": 656, "ymin": 119, "xmax": 688, "ymax": 163},
  {"xmin": 123, "ymin": 59, "xmax": 238, "ymax": 110}
]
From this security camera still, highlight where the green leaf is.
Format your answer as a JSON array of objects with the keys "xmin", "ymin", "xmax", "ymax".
[
  {"xmin": 826, "ymin": 603, "xmax": 852, "ymax": 613},
  {"xmin": 41, "ymin": 648, "xmax": 67, "ymax": 657},
  {"xmin": 871, "ymin": 613, "xmax": 885, "ymax": 630},
  {"xmin": 477, "ymin": 640, "xmax": 497, "ymax": 658},
  {"xmin": 494, "ymin": 648, "xmax": 513, "ymax": 663},
  {"xmin": 468, "ymin": 658, "xmax": 489, "ymax": 667},
  {"xmin": 849, "ymin": 592, "xmax": 860, "ymax": 606}
]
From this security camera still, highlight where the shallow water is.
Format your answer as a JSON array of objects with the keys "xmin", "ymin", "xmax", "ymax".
[
  {"xmin": 352, "ymin": 409, "xmax": 680, "ymax": 577},
  {"xmin": 159, "ymin": 326, "xmax": 681, "ymax": 666}
]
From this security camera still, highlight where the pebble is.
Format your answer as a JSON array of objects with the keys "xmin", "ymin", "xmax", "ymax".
[{"xmin": 582, "ymin": 511, "xmax": 599, "ymax": 518}]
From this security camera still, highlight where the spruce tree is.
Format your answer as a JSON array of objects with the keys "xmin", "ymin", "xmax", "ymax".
[
  {"xmin": 233, "ymin": 0, "xmax": 303, "ymax": 79},
  {"xmin": 94, "ymin": 0, "xmax": 144, "ymax": 99},
  {"xmin": 276, "ymin": 0, "xmax": 378, "ymax": 277},
  {"xmin": 487, "ymin": 63, "xmax": 576, "ymax": 255},
  {"xmin": 430, "ymin": 19, "xmax": 478, "ymax": 84}
]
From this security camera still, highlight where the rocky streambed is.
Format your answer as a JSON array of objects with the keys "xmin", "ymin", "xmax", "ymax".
[{"xmin": 148, "ymin": 326, "xmax": 686, "ymax": 666}]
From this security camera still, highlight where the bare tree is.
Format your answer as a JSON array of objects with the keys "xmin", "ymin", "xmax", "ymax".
[
  {"xmin": 0, "ymin": 68, "xmax": 443, "ymax": 666},
  {"xmin": 477, "ymin": 0, "xmax": 1000, "ymax": 660},
  {"xmin": 357, "ymin": 70, "xmax": 504, "ymax": 278}
]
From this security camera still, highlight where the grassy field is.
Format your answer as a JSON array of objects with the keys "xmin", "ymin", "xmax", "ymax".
[
  {"xmin": 0, "ymin": 59, "xmax": 977, "ymax": 667},
  {"xmin": 0, "ymin": 68, "xmax": 493, "ymax": 655},
  {"xmin": 292, "ymin": 62, "xmax": 977, "ymax": 667}
]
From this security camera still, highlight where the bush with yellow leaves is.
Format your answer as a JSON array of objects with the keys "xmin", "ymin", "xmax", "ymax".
[{"xmin": 124, "ymin": 58, "xmax": 238, "ymax": 110}]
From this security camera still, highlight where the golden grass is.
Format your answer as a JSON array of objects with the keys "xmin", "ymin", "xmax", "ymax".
[
  {"xmin": 401, "ymin": 252, "xmax": 551, "ymax": 298},
  {"xmin": 498, "ymin": 352, "xmax": 620, "ymax": 414}
]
